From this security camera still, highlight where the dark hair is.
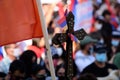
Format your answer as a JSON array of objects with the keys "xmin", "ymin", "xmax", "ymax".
[
  {"xmin": 20, "ymin": 50, "xmax": 37, "ymax": 65},
  {"xmin": 55, "ymin": 63, "xmax": 65, "ymax": 76},
  {"xmin": 19, "ymin": 50, "xmax": 37, "ymax": 78},
  {"xmin": 47, "ymin": 20, "xmax": 54, "ymax": 34},
  {"xmin": 32, "ymin": 64, "xmax": 46, "ymax": 76},
  {"xmin": 80, "ymin": 44, "xmax": 86, "ymax": 50},
  {"xmin": 9, "ymin": 60, "xmax": 26, "ymax": 74},
  {"xmin": 78, "ymin": 73, "xmax": 97, "ymax": 80},
  {"xmin": 52, "ymin": 54, "xmax": 59, "ymax": 59},
  {"xmin": 93, "ymin": 42, "xmax": 107, "ymax": 53},
  {"xmin": 102, "ymin": 10, "xmax": 111, "ymax": 17}
]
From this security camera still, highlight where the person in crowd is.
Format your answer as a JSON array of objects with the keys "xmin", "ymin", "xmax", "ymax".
[
  {"xmin": 26, "ymin": 64, "xmax": 47, "ymax": 80},
  {"xmin": 112, "ymin": 3, "xmax": 120, "ymax": 29},
  {"xmin": 42, "ymin": 2, "xmax": 57, "ymax": 27},
  {"xmin": 52, "ymin": 54, "xmax": 64, "ymax": 68},
  {"xmin": 100, "ymin": 9, "xmax": 114, "ymax": 60},
  {"xmin": 28, "ymin": 37, "xmax": 46, "ymax": 64},
  {"xmin": 6, "ymin": 60, "xmax": 26, "ymax": 80},
  {"xmin": 109, "ymin": 30, "xmax": 120, "ymax": 64},
  {"xmin": 74, "ymin": 35, "xmax": 98, "ymax": 73},
  {"xmin": 111, "ymin": 30, "xmax": 120, "ymax": 54},
  {"xmin": 50, "ymin": 43, "xmax": 64, "ymax": 58},
  {"xmin": 39, "ymin": 56, "xmax": 51, "ymax": 77},
  {"xmin": 55, "ymin": 63, "xmax": 65, "ymax": 80},
  {"xmin": 0, "ymin": 44, "xmax": 18, "ymax": 74},
  {"xmin": 19, "ymin": 50, "xmax": 37, "ymax": 79},
  {"xmin": 112, "ymin": 42, "xmax": 120, "ymax": 69},
  {"xmin": 81, "ymin": 43, "xmax": 118, "ymax": 77}
]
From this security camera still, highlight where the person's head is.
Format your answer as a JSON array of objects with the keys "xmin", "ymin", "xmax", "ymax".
[
  {"xmin": 80, "ymin": 35, "xmax": 98, "ymax": 54},
  {"xmin": 55, "ymin": 63, "xmax": 65, "ymax": 80},
  {"xmin": 51, "ymin": 45, "xmax": 63, "ymax": 57},
  {"xmin": 52, "ymin": 54, "xmax": 60, "ymax": 67},
  {"xmin": 78, "ymin": 73, "xmax": 97, "ymax": 80},
  {"xmin": 31, "ymin": 64, "xmax": 46, "ymax": 80},
  {"xmin": 111, "ymin": 30, "xmax": 120, "ymax": 47},
  {"xmin": 102, "ymin": 10, "xmax": 111, "ymax": 22},
  {"xmin": 9, "ymin": 60, "xmax": 26, "ymax": 80},
  {"xmin": 4, "ymin": 43, "xmax": 18, "ymax": 60},
  {"xmin": 93, "ymin": 43, "xmax": 107, "ymax": 63},
  {"xmin": 20, "ymin": 50, "xmax": 37, "ymax": 65},
  {"xmin": 19, "ymin": 50, "xmax": 37, "ymax": 78}
]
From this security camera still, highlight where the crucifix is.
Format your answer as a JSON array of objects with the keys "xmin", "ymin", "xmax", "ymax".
[{"xmin": 52, "ymin": 11, "xmax": 87, "ymax": 80}]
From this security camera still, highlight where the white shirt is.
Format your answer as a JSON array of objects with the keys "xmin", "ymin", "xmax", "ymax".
[{"xmin": 75, "ymin": 50, "xmax": 95, "ymax": 72}]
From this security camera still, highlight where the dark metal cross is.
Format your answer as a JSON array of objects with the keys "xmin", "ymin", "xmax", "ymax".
[{"xmin": 52, "ymin": 12, "xmax": 87, "ymax": 80}]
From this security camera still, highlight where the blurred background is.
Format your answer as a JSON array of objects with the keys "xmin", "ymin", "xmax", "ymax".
[{"xmin": 0, "ymin": 0, "xmax": 120, "ymax": 80}]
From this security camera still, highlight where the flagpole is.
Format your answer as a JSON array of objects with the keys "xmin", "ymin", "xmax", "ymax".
[{"xmin": 36, "ymin": 0, "xmax": 56, "ymax": 80}]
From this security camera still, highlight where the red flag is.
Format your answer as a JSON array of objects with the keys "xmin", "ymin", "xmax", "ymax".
[{"xmin": 0, "ymin": 0, "xmax": 43, "ymax": 46}]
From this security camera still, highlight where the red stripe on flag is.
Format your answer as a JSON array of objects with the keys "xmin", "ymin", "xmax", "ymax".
[
  {"xmin": 0, "ymin": 56, "xmax": 3, "ymax": 61},
  {"xmin": 57, "ymin": 2, "xmax": 65, "ymax": 18},
  {"xmin": 57, "ymin": 16, "xmax": 66, "ymax": 24}
]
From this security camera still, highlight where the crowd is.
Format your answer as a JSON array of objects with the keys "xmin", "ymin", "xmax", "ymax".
[{"xmin": 0, "ymin": 0, "xmax": 120, "ymax": 80}]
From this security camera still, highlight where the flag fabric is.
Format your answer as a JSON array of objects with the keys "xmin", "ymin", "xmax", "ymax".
[
  {"xmin": 57, "ymin": 2, "xmax": 65, "ymax": 18},
  {"xmin": 57, "ymin": 0, "xmax": 93, "ymax": 33},
  {"xmin": 57, "ymin": 0, "xmax": 76, "ymax": 28},
  {"xmin": 57, "ymin": 15, "xmax": 67, "ymax": 28},
  {"xmin": 73, "ymin": 0, "xmax": 93, "ymax": 33},
  {"xmin": 0, "ymin": 0, "xmax": 43, "ymax": 46},
  {"xmin": 57, "ymin": 0, "xmax": 77, "ymax": 28},
  {"xmin": 0, "ymin": 47, "xmax": 3, "ymax": 61},
  {"xmin": 69, "ymin": 0, "xmax": 78, "ymax": 14},
  {"xmin": 57, "ymin": 2, "xmax": 67, "ymax": 28}
]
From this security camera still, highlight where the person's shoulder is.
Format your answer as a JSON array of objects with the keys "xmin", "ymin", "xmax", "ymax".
[
  {"xmin": 83, "ymin": 62, "xmax": 95, "ymax": 70},
  {"xmin": 106, "ymin": 62, "xmax": 116, "ymax": 66},
  {"xmin": 106, "ymin": 62, "xmax": 118, "ymax": 69},
  {"xmin": 75, "ymin": 50, "xmax": 84, "ymax": 57},
  {"xmin": 81, "ymin": 62, "xmax": 94, "ymax": 74},
  {"xmin": 86, "ymin": 62, "xmax": 95, "ymax": 67}
]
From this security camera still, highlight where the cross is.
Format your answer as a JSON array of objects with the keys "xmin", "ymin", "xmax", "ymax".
[{"xmin": 52, "ymin": 12, "xmax": 87, "ymax": 80}]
